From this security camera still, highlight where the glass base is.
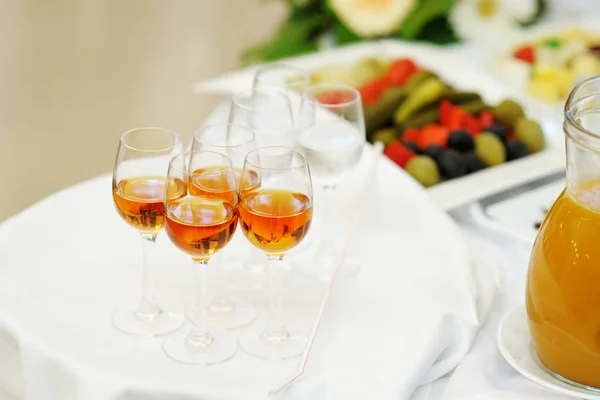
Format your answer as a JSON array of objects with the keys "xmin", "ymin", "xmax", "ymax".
[
  {"xmin": 112, "ymin": 308, "xmax": 184, "ymax": 337},
  {"xmin": 163, "ymin": 326, "xmax": 238, "ymax": 365},
  {"xmin": 187, "ymin": 299, "xmax": 257, "ymax": 330},
  {"xmin": 293, "ymin": 250, "xmax": 361, "ymax": 282},
  {"xmin": 535, "ymin": 350, "xmax": 600, "ymax": 393},
  {"xmin": 239, "ymin": 325, "xmax": 307, "ymax": 360}
]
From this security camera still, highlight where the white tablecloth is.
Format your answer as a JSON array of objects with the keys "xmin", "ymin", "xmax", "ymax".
[{"xmin": 0, "ymin": 146, "xmax": 497, "ymax": 400}]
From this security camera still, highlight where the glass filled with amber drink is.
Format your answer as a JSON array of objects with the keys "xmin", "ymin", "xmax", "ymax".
[
  {"xmin": 162, "ymin": 150, "xmax": 239, "ymax": 365},
  {"xmin": 190, "ymin": 123, "xmax": 258, "ymax": 329},
  {"xmin": 527, "ymin": 76, "xmax": 600, "ymax": 390},
  {"xmin": 112, "ymin": 127, "xmax": 184, "ymax": 336},
  {"xmin": 238, "ymin": 146, "xmax": 313, "ymax": 360}
]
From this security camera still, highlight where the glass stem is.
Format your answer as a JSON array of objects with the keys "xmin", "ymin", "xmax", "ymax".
[
  {"xmin": 187, "ymin": 259, "xmax": 214, "ymax": 347},
  {"xmin": 135, "ymin": 233, "xmax": 161, "ymax": 319},
  {"xmin": 208, "ymin": 254, "xmax": 234, "ymax": 313},
  {"xmin": 263, "ymin": 255, "xmax": 288, "ymax": 341}
]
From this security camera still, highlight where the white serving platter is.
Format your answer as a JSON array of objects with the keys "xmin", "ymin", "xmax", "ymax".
[{"xmin": 193, "ymin": 40, "xmax": 566, "ymax": 211}]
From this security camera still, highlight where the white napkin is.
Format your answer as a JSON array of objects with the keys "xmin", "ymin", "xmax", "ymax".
[{"xmin": 438, "ymin": 216, "xmax": 570, "ymax": 400}]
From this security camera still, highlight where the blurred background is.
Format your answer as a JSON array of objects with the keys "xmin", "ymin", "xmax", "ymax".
[
  {"xmin": 0, "ymin": 0, "xmax": 284, "ymax": 221},
  {"xmin": 1, "ymin": 0, "xmax": 598, "ymax": 222}
]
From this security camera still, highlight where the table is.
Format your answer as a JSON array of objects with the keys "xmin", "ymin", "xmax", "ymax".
[{"xmin": 0, "ymin": 146, "xmax": 501, "ymax": 400}]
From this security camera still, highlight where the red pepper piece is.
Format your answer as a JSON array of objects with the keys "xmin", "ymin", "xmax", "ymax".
[
  {"xmin": 478, "ymin": 110, "xmax": 495, "ymax": 128},
  {"xmin": 463, "ymin": 114, "xmax": 481, "ymax": 136},
  {"xmin": 439, "ymin": 100, "xmax": 453, "ymax": 126},
  {"xmin": 384, "ymin": 140, "xmax": 416, "ymax": 168},
  {"xmin": 513, "ymin": 45, "xmax": 535, "ymax": 64},
  {"xmin": 418, "ymin": 124, "xmax": 450, "ymax": 148},
  {"xmin": 386, "ymin": 59, "xmax": 419, "ymax": 86},
  {"xmin": 401, "ymin": 127, "xmax": 420, "ymax": 142},
  {"xmin": 448, "ymin": 105, "xmax": 467, "ymax": 131},
  {"xmin": 359, "ymin": 77, "xmax": 388, "ymax": 105}
]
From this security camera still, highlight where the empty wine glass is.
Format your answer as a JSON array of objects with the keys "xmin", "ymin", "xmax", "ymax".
[
  {"xmin": 162, "ymin": 150, "xmax": 239, "ymax": 365},
  {"xmin": 253, "ymin": 64, "xmax": 311, "ymax": 94},
  {"xmin": 295, "ymin": 83, "xmax": 366, "ymax": 280},
  {"xmin": 228, "ymin": 88, "xmax": 299, "ymax": 276},
  {"xmin": 229, "ymin": 87, "xmax": 297, "ymax": 148},
  {"xmin": 190, "ymin": 123, "xmax": 258, "ymax": 328},
  {"xmin": 253, "ymin": 64, "xmax": 311, "ymax": 127},
  {"xmin": 238, "ymin": 147, "xmax": 314, "ymax": 360},
  {"xmin": 111, "ymin": 127, "xmax": 184, "ymax": 337}
]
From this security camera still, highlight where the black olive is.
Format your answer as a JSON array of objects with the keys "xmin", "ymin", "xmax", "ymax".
[
  {"xmin": 402, "ymin": 140, "xmax": 421, "ymax": 154},
  {"xmin": 506, "ymin": 139, "xmax": 529, "ymax": 161},
  {"xmin": 437, "ymin": 149, "xmax": 467, "ymax": 179},
  {"xmin": 423, "ymin": 144, "xmax": 444, "ymax": 161},
  {"xmin": 447, "ymin": 130, "xmax": 475, "ymax": 152},
  {"xmin": 463, "ymin": 151, "xmax": 485, "ymax": 174}
]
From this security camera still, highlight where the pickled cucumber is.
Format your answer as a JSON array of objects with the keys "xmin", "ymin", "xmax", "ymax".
[
  {"xmin": 404, "ymin": 70, "xmax": 434, "ymax": 92},
  {"xmin": 492, "ymin": 99, "xmax": 525, "ymax": 128},
  {"xmin": 514, "ymin": 118, "xmax": 545, "ymax": 153},
  {"xmin": 475, "ymin": 133, "xmax": 506, "ymax": 166},
  {"xmin": 394, "ymin": 77, "xmax": 445, "ymax": 125},
  {"xmin": 353, "ymin": 58, "xmax": 386, "ymax": 85},
  {"xmin": 405, "ymin": 155, "xmax": 440, "ymax": 187},
  {"xmin": 371, "ymin": 127, "xmax": 397, "ymax": 146},
  {"xmin": 458, "ymin": 99, "xmax": 488, "ymax": 115},
  {"xmin": 400, "ymin": 108, "xmax": 440, "ymax": 129},
  {"xmin": 445, "ymin": 91, "xmax": 482, "ymax": 104},
  {"xmin": 365, "ymin": 87, "xmax": 407, "ymax": 135}
]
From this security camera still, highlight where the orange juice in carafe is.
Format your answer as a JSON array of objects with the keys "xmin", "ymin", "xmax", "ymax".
[
  {"xmin": 526, "ymin": 75, "xmax": 600, "ymax": 390},
  {"xmin": 527, "ymin": 180, "xmax": 600, "ymax": 388}
]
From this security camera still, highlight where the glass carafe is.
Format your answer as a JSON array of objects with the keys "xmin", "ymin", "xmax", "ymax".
[{"xmin": 527, "ymin": 76, "xmax": 600, "ymax": 390}]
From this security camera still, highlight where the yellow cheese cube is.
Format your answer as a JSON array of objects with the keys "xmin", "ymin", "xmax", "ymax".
[{"xmin": 528, "ymin": 79, "xmax": 560, "ymax": 102}]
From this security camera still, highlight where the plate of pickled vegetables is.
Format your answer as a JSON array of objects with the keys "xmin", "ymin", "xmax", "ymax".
[{"xmin": 195, "ymin": 41, "xmax": 565, "ymax": 210}]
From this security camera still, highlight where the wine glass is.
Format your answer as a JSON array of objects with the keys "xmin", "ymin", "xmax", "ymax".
[
  {"xmin": 295, "ymin": 83, "xmax": 365, "ymax": 280},
  {"xmin": 252, "ymin": 64, "xmax": 311, "ymax": 94},
  {"xmin": 238, "ymin": 146, "xmax": 313, "ymax": 360},
  {"xmin": 111, "ymin": 127, "xmax": 184, "ymax": 336},
  {"xmin": 228, "ymin": 88, "xmax": 300, "ymax": 276},
  {"xmin": 190, "ymin": 123, "xmax": 258, "ymax": 328},
  {"xmin": 229, "ymin": 87, "xmax": 297, "ymax": 148},
  {"xmin": 162, "ymin": 150, "xmax": 239, "ymax": 365},
  {"xmin": 253, "ymin": 64, "xmax": 311, "ymax": 126}
]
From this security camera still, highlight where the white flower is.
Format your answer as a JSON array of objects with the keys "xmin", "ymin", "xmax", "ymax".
[
  {"xmin": 450, "ymin": 0, "xmax": 539, "ymax": 42},
  {"xmin": 328, "ymin": 0, "xmax": 418, "ymax": 38}
]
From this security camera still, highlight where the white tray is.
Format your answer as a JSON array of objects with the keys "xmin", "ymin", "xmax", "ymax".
[
  {"xmin": 194, "ymin": 40, "xmax": 565, "ymax": 211},
  {"xmin": 483, "ymin": 177, "xmax": 565, "ymax": 244}
]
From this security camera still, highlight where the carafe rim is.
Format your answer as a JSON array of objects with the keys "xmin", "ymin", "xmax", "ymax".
[{"xmin": 564, "ymin": 76, "xmax": 600, "ymax": 147}]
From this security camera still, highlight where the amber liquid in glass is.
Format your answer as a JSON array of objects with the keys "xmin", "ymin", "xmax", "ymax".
[
  {"xmin": 527, "ymin": 181, "xmax": 600, "ymax": 388},
  {"xmin": 239, "ymin": 189, "xmax": 312, "ymax": 256},
  {"xmin": 190, "ymin": 167, "xmax": 259, "ymax": 199},
  {"xmin": 165, "ymin": 196, "xmax": 238, "ymax": 261},
  {"xmin": 113, "ymin": 176, "xmax": 185, "ymax": 233}
]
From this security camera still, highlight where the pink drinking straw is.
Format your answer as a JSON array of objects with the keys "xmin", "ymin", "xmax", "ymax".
[{"xmin": 269, "ymin": 141, "xmax": 385, "ymax": 396}]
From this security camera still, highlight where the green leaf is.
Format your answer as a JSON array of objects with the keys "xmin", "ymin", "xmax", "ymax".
[
  {"xmin": 333, "ymin": 22, "xmax": 361, "ymax": 45},
  {"xmin": 398, "ymin": 0, "xmax": 456, "ymax": 39},
  {"xmin": 241, "ymin": 13, "xmax": 324, "ymax": 64},
  {"xmin": 415, "ymin": 16, "xmax": 459, "ymax": 45},
  {"xmin": 520, "ymin": 0, "xmax": 547, "ymax": 27}
]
